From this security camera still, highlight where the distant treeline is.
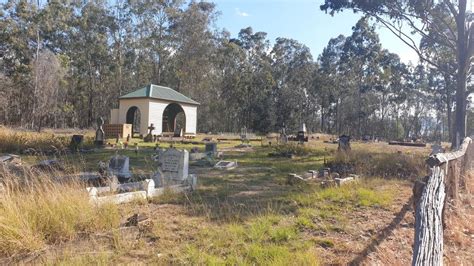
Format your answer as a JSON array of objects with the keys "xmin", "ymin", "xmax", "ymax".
[{"xmin": 0, "ymin": 1, "xmax": 463, "ymax": 141}]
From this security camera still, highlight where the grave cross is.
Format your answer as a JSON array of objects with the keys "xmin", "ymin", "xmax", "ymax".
[{"xmin": 148, "ymin": 123, "xmax": 155, "ymax": 134}]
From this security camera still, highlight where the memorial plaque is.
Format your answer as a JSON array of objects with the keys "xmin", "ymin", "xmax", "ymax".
[{"xmin": 158, "ymin": 148, "xmax": 189, "ymax": 181}]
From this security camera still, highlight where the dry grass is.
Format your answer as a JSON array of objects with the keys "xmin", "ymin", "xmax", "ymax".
[
  {"xmin": 0, "ymin": 168, "xmax": 120, "ymax": 257},
  {"xmin": 326, "ymin": 150, "xmax": 426, "ymax": 179},
  {"xmin": 0, "ymin": 126, "xmax": 94, "ymax": 154}
]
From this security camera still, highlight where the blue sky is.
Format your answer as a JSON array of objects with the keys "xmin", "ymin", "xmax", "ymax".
[{"xmin": 212, "ymin": 0, "xmax": 420, "ymax": 64}]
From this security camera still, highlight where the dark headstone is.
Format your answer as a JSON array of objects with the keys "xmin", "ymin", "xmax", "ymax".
[
  {"xmin": 338, "ymin": 135, "xmax": 351, "ymax": 151},
  {"xmin": 70, "ymin": 135, "xmax": 83, "ymax": 153},
  {"xmin": 94, "ymin": 117, "xmax": 105, "ymax": 147},
  {"xmin": 144, "ymin": 124, "xmax": 155, "ymax": 142},
  {"xmin": 297, "ymin": 123, "xmax": 308, "ymax": 143},
  {"xmin": 205, "ymin": 143, "xmax": 217, "ymax": 156}
]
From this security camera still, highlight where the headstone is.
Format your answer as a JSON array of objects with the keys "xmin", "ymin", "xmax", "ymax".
[
  {"xmin": 205, "ymin": 142, "xmax": 217, "ymax": 156},
  {"xmin": 94, "ymin": 117, "xmax": 105, "ymax": 147},
  {"xmin": 297, "ymin": 123, "xmax": 308, "ymax": 143},
  {"xmin": 214, "ymin": 160, "xmax": 237, "ymax": 170},
  {"xmin": 126, "ymin": 134, "xmax": 130, "ymax": 142},
  {"xmin": 144, "ymin": 124, "xmax": 155, "ymax": 142},
  {"xmin": 240, "ymin": 127, "xmax": 249, "ymax": 144},
  {"xmin": 108, "ymin": 155, "xmax": 132, "ymax": 182},
  {"xmin": 280, "ymin": 126, "xmax": 288, "ymax": 144},
  {"xmin": 69, "ymin": 135, "xmax": 83, "ymax": 153},
  {"xmin": 338, "ymin": 135, "xmax": 351, "ymax": 151},
  {"xmin": 157, "ymin": 148, "xmax": 189, "ymax": 182}
]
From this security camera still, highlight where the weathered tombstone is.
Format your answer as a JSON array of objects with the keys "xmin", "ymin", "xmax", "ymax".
[
  {"xmin": 240, "ymin": 127, "xmax": 249, "ymax": 144},
  {"xmin": 69, "ymin": 135, "xmax": 83, "ymax": 153},
  {"xmin": 280, "ymin": 126, "xmax": 288, "ymax": 144},
  {"xmin": 94, "ymin": 117, "xmax": 105, "ymax": 147},
  {"xmin": 297, "ymin": 123, "xmax": 307, "ymax": 143},
  {"xmin": 214, "ymin": 160, "xmax": 237, "ymax": 170},
  {"xmin": 338, "ymin": 135, "xmax": 351, "ymax": 151},
  {"xmin": 156, "ymin": 148, "xmax": 189, "ymax": 184},
  {"xmin": 205, "ymin": 142, "xmax": 217, "ymax": 156},
  {"xmin": 126, "ymin": 134, "xmax": 130, "ymax": 142},
  {"xmin": 108, "ymin": 155, "xmax": 132, "ymax": 182},
  {"xmin": 144, "ymin": 124, "xmax": 155, "ymax": 142}
]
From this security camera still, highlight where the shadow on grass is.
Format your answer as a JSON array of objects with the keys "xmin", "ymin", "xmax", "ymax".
[{"xmin": 348, "ymin": 195, "xmax": 414, "ymax": 265}]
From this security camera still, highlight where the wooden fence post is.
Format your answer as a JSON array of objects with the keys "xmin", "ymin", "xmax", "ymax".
[
  {"xmin": 413, "ymin": 137, "xmax": 472, "ymax": 265},
  {"xmin": 412, "ymin": 166, "xmax": 445, "ymax": 265}
]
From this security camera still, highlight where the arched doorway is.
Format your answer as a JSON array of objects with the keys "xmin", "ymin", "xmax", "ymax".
[
  {"xmin": 162, "ymin": 103, "xmax": 186, "ymax": 136},
  {"xmin": 126, "ymin": 106, "xmax": 141, "ymax": 136}
]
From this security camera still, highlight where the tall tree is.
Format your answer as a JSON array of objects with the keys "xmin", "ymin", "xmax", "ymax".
[{"xmin": 321, "ymin": 0, "xmax": 474, "ymax": 147}]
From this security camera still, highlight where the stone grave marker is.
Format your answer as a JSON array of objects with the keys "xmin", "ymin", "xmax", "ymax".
[
  {"xmin": 297, "ymin": 123, "xmax": 308, "ymax": 143},
  {"xmin": 338, "ymin": 135, "xmax": 351, "ymax": 151},
  {"xmin": 214, "ymin": 160, "xmax": 237, "ymax": 170},
  {"xmin": 94, "ymin": 117, "xmax": 105, "ymax": 147},
  {"xmin": 108, "ymin": 155, "xmax": 132, "ymax": 182},
  {"xmin": 205, "ymin": 142, "xmax": 217, "ymax": 156},
  {"xmin": 69, "ymin": 135, "xmax": 83, "ymax": 153},
  {"xmin": 144, "ymin": 124, "xmax": 155, "ymax": 142},
  {"xmin": 157, "ymin": 148, "xmax": 189, "ymax": 182}
]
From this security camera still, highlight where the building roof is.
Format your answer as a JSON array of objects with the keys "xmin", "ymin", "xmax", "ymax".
[{"xmin": 119, "ymin": 84, "xmax": 200, "ymax": 105}]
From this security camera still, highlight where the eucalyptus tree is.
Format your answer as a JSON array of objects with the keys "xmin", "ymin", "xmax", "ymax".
[
  {"xmin": 320, "ymin": 0, "xmax": 474, "ymax": 147},
  {"xmin": 317, "ymin": 35, "xmax": 346, "ymax": 133},
  {"xmin": 271, "ymin": 37, "xmax": 315, "ymax": 132},
  {"xmin": 339, "ymin": 18, "xmax": 383, "ymax": 137}
]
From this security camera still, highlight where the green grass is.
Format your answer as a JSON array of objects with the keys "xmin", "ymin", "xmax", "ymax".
[{"xmin": 182, "ymin": 213, "xmax": 318, "ymax": 265}]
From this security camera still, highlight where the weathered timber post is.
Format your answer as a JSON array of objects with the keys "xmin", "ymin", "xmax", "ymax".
[
  {"xmin": 412, "ymin": 166, "xmax": 445, "ymax": 265},
  {"xmin": 413, "ymin": 137, "xmax": 472, "ymax": 265}
]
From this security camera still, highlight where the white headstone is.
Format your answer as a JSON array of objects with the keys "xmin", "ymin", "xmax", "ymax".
[{"xmin": 158, "ymin": 149, "xmax": 189, "ymax": 181}]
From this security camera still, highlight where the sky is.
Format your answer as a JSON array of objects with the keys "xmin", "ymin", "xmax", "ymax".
[{"xmin": 212, "ymin": 0, "xmax": 420, "ymax": 64}]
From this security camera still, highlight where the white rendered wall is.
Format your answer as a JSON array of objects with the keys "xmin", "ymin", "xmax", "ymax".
[
  {"xmin": 110, "ymin": 109, "xmax": 119, "ymax": 124},
  {"xmin": 148, "ymin": 100, "xmax": 168, "ymax": 134},
  {"xmin": 118, "ymin": 99, "xmax": 150, "ymax": 135},
  {"xmin": 181, "ymin": 104, "xmax": 197, "ymax": 135},
  {"xmin": 148, "ymin": 99, "xmax": 198, "ymax": 135}
]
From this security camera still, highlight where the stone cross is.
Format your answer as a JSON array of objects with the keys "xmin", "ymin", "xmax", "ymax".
[
  {"xmin": 148, "ymin": 124, "xmax": 155, "ymax": 134},
  {"xmin": 144, "ymin": 124, "xmax": 155, "ymax": 142}
]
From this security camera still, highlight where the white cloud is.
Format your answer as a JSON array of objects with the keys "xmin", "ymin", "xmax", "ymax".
[{"xmin": 235, "ymin": 8, "xmax": 250, "ymax": 17}]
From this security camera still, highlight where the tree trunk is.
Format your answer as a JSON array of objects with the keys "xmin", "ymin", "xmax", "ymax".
[{"xmin": 452, "ymin": 0, "xmax": 468, "ymax": 148}]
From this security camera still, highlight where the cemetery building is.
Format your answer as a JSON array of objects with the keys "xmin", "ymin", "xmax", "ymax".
[{"xmin": 109, "ymin": 84, "xmax": 199, "ymax": 136}]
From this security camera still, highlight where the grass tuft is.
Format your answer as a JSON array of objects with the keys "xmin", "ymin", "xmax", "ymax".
[{"xmin": 0, "ymin": 170, "xmax": 120, "ymax": 256}]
